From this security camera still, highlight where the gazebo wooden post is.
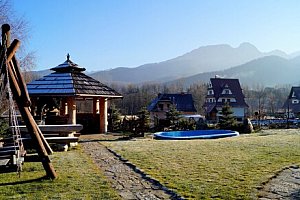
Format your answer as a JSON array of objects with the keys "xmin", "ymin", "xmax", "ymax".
[
  {"xmin": 60, "ymin": 98, "xmax": 66, "ymax": 116},
  {"xmin": 92, "ymin": 97, "xmax": 99, "ymax": 116},
  {"xmin": 99, "ymin": 97, "xmax": 108, "ymax": 133},
  {"xmin": 67, "ymin": 97, "xmax": 76, "ymax": 125}
]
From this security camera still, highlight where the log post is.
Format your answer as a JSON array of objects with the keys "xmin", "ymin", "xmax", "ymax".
[
  {"xmin": 67, "ymin": 97, "xmax": 76, "ymax": 124},
  {"xmin": 93, "ymin": 97, "xmax": 99, "ymax": 116},
  {"xmin": 99, "ymin": 97, "xmax": 108, "ymax": 133}
]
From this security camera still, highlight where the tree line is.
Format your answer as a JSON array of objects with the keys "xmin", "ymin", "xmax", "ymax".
[{"xmin": 109, "ymin": 82, "xmax": 290, "ymax": 118}]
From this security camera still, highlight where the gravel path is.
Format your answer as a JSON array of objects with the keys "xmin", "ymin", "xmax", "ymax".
[
  {"xmin": 80, "ymin": 139, "xmax": 181, "ymax": 200},
  {"xmin": 259, "ymin": 165, "xmax": 300, "ymax": 200}
]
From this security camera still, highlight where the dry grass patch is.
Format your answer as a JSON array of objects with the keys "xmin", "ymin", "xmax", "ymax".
[
  {"xmin": 103, "ymin": 129, "xmax": 300, "ymax": 199},
  {"xmin": 0, "ymin": 147, "xmax": 120, "ymax": 199}
]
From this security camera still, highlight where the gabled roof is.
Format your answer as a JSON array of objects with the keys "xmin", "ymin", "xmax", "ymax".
[
  {"xmin": 148, "ymin": 93, "xmax": 197, "ymax": 112},
  {"xmin": 282, "ymin": 87, "xmax": 300, "ymax": 112},
  {"xmin": 27, "ymin": 55, "xmax": 122, "ymax": 98},
  {"xmin": 205, "ymin": 77, "xmax": 248, "ymax": 107},
  {"xmin": 288, "ymin": 86, "xmax": 300, "ymax": 99}
]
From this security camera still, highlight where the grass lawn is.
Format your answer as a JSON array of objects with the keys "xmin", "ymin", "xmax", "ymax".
[
  {"xmin": 103, "ymin": 129, "xmax": 300, "ymax": 199},
  {"xmin": 0, "ymin": 147, "xmax": 120, "ymax": 200}
]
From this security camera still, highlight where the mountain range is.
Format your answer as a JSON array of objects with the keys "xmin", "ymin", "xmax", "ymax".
[
  {"xmin": 89, "ymin": 42, "xmax": 298, "ymax": 86},
  {"xmin": 167, "ymin": 55, "xmax": 300, "ymax": 87},
  {"xmin": 32, "ymin": 42, "xmax": 300, "ymax": 87}
]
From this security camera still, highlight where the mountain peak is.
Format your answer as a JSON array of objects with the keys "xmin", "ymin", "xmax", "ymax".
[{"xmin": 238, "ymin": 42, "xmax": 258, "ymax": 50}]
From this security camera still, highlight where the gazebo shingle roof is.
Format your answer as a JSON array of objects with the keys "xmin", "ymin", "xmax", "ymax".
[{"xmin": 27, "ymin": 55, "xmax": 122, "ymax": 98}]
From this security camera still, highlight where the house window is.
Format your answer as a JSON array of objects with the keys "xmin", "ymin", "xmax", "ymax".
[
  {"xmin": 222, "ymin": 99, "xmax": 225, "ymax": 103},
  {"xmin": 207, "ymin": 98, "xmax": 215, "ymax": 103},
  {"xmin": 292, "ymin": 99, "xmax": 299, "ymax": 104},
  {"xmin": 292, "ymin": 92, "xmax": 296, "ymax": 98},
  {"xmin": 208, "ymin": 90, "xmax": 214, "ymax": 95},
  {"xmin": 227, "ymin": 99, "xmax": 230, "ymax": 102},
  {"xmin": 222, "ymin": 89, "xmax": 232, "ymax": 94},
  {"xmin": 159, "ymin": 104, "xmax": 164, "ymax": 111}
]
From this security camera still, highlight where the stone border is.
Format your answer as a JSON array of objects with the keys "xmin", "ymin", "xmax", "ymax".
[
  {"xmin": 80, "ymin": 140, "xmax": 184, "ymax": 200},
  {"xmin": 106, "ymin": 147, "xmax": 184, "ymax": 200},
  {"xmin": 259, "ymin": 165, "xmax": 300, "ymax": 200}
]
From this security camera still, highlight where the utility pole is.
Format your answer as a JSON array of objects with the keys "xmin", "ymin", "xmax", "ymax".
[{"xmin": 287, "ymin": 98, "xmax": 290, "ymax": 129}]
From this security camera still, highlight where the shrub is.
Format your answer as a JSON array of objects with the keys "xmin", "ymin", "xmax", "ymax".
[{"xmin": 218, "ymin": 103, "xmax": 237, "ymax": 130}]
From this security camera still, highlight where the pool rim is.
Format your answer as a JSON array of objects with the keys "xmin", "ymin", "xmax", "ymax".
[{"xmin": 153, "ymin": 129, "xmax": 239, "ymax": 140}]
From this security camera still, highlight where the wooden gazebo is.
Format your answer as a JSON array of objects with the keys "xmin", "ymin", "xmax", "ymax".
[{"xmin": 27, "ymin": 54, "xmax": 122, "ymax": 133}]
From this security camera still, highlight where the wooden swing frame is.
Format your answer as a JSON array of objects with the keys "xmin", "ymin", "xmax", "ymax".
[{"xmin": 0, "ymin": 24, "xmax": 57, "ymax": 179}]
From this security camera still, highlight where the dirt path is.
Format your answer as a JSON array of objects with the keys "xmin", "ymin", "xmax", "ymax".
[
  {"xmin": 259, "ymin": 165, "xmax": 300, "ymax": 200},
  {"xmin": 80, "ymin": 138, "xmax": 181, "ymax": 200}
]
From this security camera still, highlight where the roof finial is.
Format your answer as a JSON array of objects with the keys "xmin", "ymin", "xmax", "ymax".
[{"xmin": 67, "ymin": 53, "xmax": 70, "ymax": 61}]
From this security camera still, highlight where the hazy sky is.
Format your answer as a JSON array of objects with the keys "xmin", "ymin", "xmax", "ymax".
[{"xmin": 12, "ymin": 0, "xmax": 300, "ymax": 71}]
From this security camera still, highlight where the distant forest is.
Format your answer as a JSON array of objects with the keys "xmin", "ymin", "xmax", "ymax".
[
  {"xmin": 110, "ymin": 82, "xmax": 290, "ymax": 118},
  {"xmin": 22, "ymin": 72, "xmax": 291, "ymax": 119}
]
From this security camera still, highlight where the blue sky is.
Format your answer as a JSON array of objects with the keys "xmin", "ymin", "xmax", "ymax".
[{"xmin": 12, "ymin": 0, "xmax": 300, "ymax": 71}]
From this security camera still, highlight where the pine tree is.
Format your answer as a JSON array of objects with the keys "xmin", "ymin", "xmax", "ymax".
[
  {"xmin": 218, "ymin": 102, "xmax": 237, "ymax": 130},
  {"xmin": 108, "ymin": 104, "xmax": 122, "ymax": 132},
  {"xmin": 136, "ymin": 107, "xmax": 150, "ymax": 136},
  {"xmin": 166, "ymin": 105, "xmax": 181, "ymax": 129}
]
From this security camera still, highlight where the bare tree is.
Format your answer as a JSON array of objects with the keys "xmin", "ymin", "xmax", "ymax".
[
  {"xmin": 0, "ymin": 0, "xmax": 35, "ymax": 74},
  {"xmin": 0, "ymin": 0, "xmax": 35, "ymax": 114},
  {"xmin": 187, "ymin": 82, "xmax": 206, "ymax": 115}
]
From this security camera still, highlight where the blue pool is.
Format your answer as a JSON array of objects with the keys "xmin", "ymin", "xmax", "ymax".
[{"xmin": 153, "ymin": 130, "xmax": 239, "ymax": 140}]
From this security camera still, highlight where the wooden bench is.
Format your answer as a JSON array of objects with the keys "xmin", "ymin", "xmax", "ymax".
[
  {"xmin": 22, "ymin": 137, "xmax": 79, "ymax": 145},
  {"xmin": 0, "ymin": 158, "xmax": 10, "ymax": 166},
  {"xmin": 42, "ymin": 132, "xmax": 81, "ymax": 138},
  {"xmin": 0, "ymin": 146, "xmax": 19, "ymax": 151},
  {"xmin": 0, "ymin": 149, "xmax": 17, "ymax": 156},
  {"xmin": 11, "ymin": 124, "xmax": 83, "ymax": 135},
  {"xmin": 0, "ymin": 146, "xmax": 26, "ymax": 166},
  {"xmin": 45, "ymin": 137, "xmax": 79, "ymax": 144}
]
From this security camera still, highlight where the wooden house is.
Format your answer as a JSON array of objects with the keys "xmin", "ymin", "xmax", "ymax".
[
  {"xmin": 282, "ymin": 86, "xmax": 300, "ymax": 118},
  {"xmin": 203, "ymin": 77, "xmax": 248, "ymax": 121},
  {"xmin": 147, "ymin": 93, "xmax": 197, "ymax": 121}
]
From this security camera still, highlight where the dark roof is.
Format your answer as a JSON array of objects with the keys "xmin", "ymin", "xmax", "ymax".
[
  {"xmin": 289, "ymin": 87, "xmax": 300, "ymax": 99},
  {"xmin": 205, "ymin": 78, "xmax": 248, "ymax": 107},
  {"xmin": 282, "ymin": 87, "xmax": 300, "ymax": 112},
  {"xmin": 27, "ymin": 56, "xmax": 122, "ymax": 98},
  {"xmin": 148, "ymin": 93, "xmax": 197, "ymax": 112}
]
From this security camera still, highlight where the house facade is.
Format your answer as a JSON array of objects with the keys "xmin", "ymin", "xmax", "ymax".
[
  {"xmin": 147, "ymin": 93, "xmax": 197, "ymax": 121},
  {"xmin": 203, "ymin": 77, "xmax": 248, "ymax": 121},
  {"xmin": 282, "ymin": 86, "xmax": 300, "ymax": 118}
]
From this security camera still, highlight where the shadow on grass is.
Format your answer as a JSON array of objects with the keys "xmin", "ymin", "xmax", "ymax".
[
  {"xmin": 290, "ymin": 189, "xmax": 300, "ymax": 200},
  {"xmin": 0, "ymin": 165, "xmax": 18, "ymax": 174},
  {"xmin": 79, "ymin": 136, "xmax": 133, "ymax": 143},
  {"xmin": 0, "ymin": 175, "xmax": 48, "ymax": 186}
]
